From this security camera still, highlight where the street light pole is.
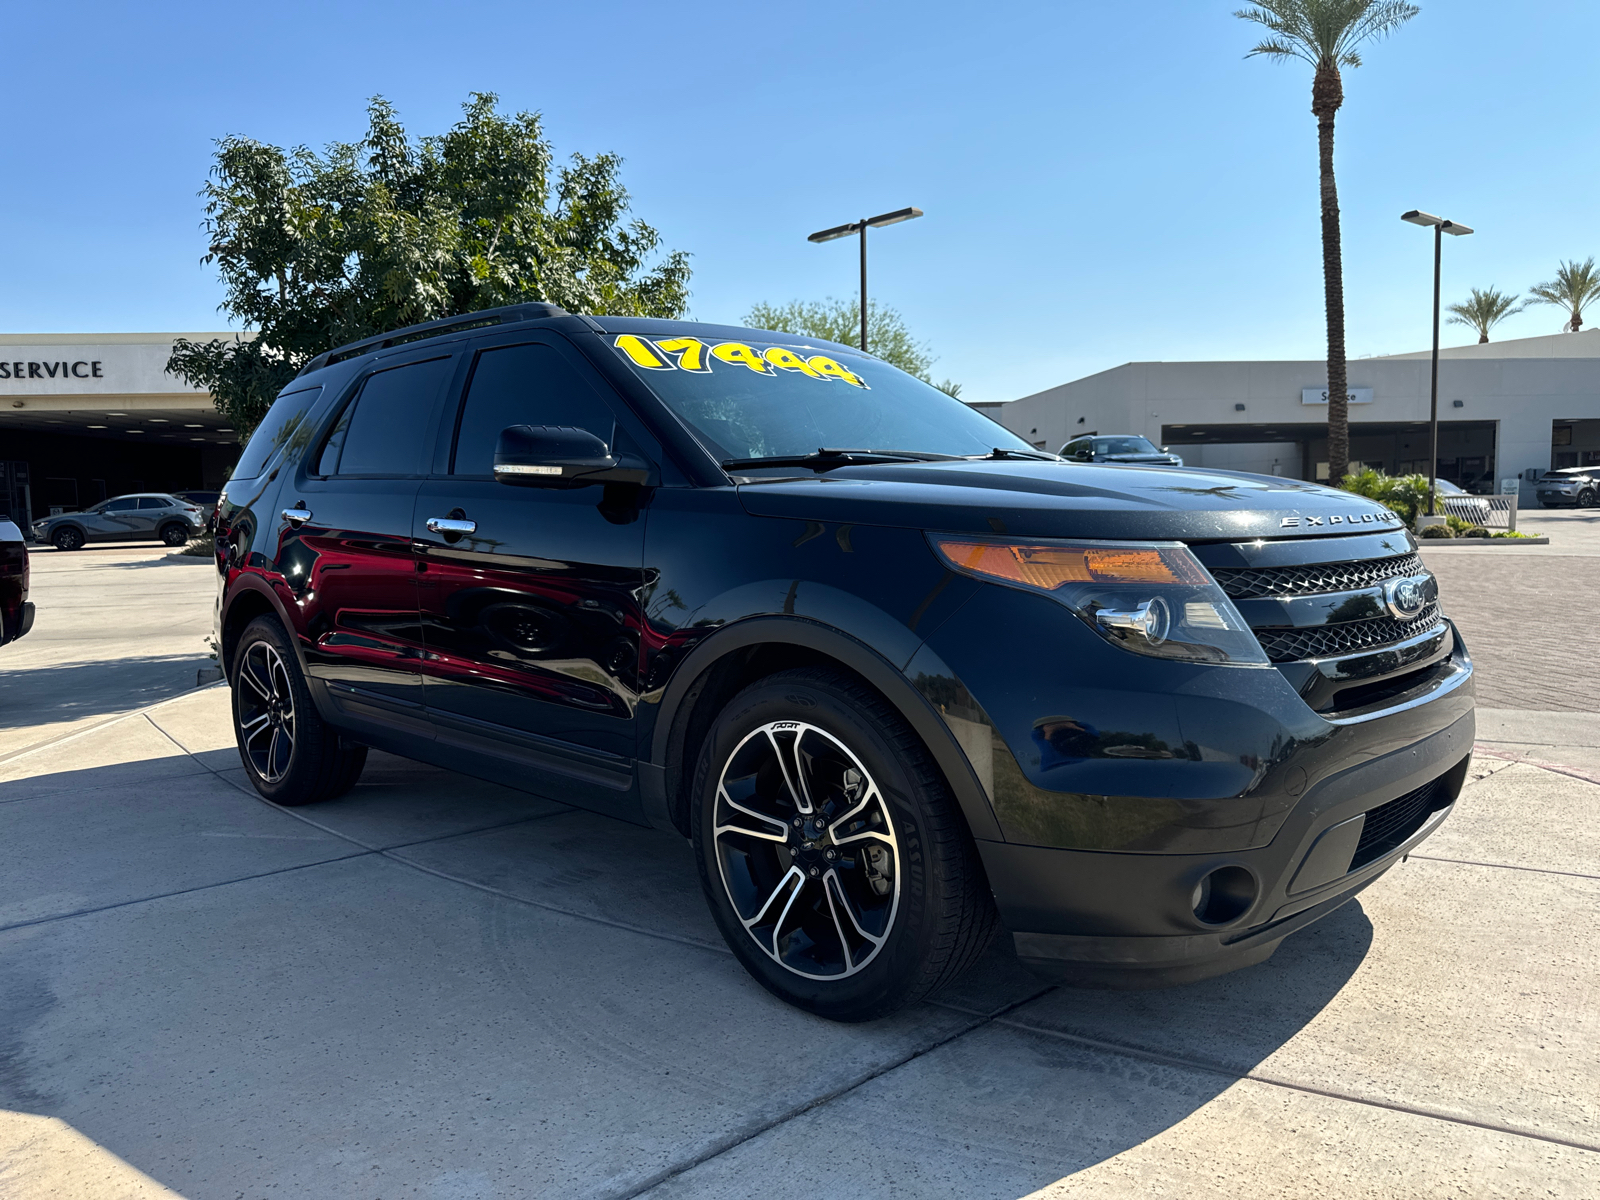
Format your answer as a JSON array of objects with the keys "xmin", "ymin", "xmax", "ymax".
[
  {"xmin": 860, "ymin": 220, "xmax": 868, "ymax": 351},
  {"xmin": 1401, "ymin": 210, "xmax": 1473, "ymax": 515},
  {"xmin": 809, "ymin": 207, "xmax": 924, "ymax": 353}
]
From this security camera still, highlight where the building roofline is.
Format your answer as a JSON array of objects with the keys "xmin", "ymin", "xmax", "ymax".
[{"xmin": 0, "ymin": 332, "xmax": 249, "ymax": 345}]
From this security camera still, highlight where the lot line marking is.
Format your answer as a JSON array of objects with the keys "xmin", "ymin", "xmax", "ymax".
[
  {"xmin": 993, "ymin": 1018, "xmax": 1600, "ymax": 1157},
  {"xmin": 1408, "ymin": 853, "xmax": 1600, "ymax": 881},
  {"xmin": 0, "ymin": 852, "xmax": 372, "ymax": 935},
  {"xmin": 144, "ymin": 715, "xmax": 735, "ymax": 958}
]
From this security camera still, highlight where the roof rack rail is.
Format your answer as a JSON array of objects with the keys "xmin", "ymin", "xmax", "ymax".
[{"xmin": 295, "ymin": 302, "xmax": 569, "ymax": 377}]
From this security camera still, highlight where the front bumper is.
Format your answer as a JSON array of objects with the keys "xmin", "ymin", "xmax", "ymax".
[
  {"xmin": 989, "ymin": 715, "xmax": 1470, "ymax": 986},
  {"xmin": 916, "ymin": 579, "xmax": 1475, "ymax": 988}
]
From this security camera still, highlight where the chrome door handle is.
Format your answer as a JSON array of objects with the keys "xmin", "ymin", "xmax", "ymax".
[
  {"xmin": 426, "ymin": 517, "xmax": 477, "ymax": 536},
  {"xmin": 281, "ymin": 508, "xmax": 313, "ymax": 527}
]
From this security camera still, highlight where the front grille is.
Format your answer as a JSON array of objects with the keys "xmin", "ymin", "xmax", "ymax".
[
  {"xmin": 1211, "ymin": 552, "xmax": 1423, "ymax": 600},
  {"xmin": 1252, "ymin": 601, "xmax": 1442, "ymax": 662},
  {"xmin": 1350, "ymin": 778, "xmax": 1445, "ymax": 869}
]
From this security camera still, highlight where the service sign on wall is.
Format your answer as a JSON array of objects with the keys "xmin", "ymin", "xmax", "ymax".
[
  {"xmin": 1301, "ymin": 387, "xmax": 1374, "ymax": 406},
  {"xmin": 0, "ymin": 342, "xmax": 212, "ymax": 396}
]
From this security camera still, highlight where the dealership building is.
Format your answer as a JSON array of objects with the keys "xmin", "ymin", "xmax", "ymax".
[
  {"xmin": 982, "ymin": 329, "xmax": 1600, "ymax": 498},
  {"xmin": 0, "ymin": 332, "xmax": 241, "ymax": 528}
]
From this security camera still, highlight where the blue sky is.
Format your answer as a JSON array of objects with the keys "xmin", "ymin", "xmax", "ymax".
[{"xmin": 2, "ymin": 0, "xmax": 1595, "ymax": 402}]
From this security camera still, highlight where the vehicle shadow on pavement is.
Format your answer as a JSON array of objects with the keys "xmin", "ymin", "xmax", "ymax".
[
  {"xmin": 0, "ymin": 736, "xmax": 1380, "ymax": 1198},
  {"xmin": 0, "ymin": 655, "xmax": 213, "ymax": 733}
]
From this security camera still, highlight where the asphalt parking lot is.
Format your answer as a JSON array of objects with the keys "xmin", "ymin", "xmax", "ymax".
[{"xmin": 1, "ymin": 522, "xmax": 1597, "ymax": 1198}]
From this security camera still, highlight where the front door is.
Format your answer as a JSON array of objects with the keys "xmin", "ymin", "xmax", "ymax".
[
  {"xmin": 412, "ymin": 336, "xmax": 652, "ymax": 812},
  {"xmin": 95, "ymin": 496, "xmax": 143, "ymax": 540},
  {"xmin": 292, "ymin": 351, "xmax": 458, "ymax": 708}
]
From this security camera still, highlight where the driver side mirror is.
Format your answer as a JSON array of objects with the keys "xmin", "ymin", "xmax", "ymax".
[{"xmin": 493, "ymin": 425, "xmax": 653, "ymax": 488}]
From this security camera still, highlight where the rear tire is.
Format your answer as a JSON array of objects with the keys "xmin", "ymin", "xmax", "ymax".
[
  {"xmin": 691, "ymin": 668, "xmax": 997, "ymax": 1021},
  {"xmin": 52, "ymin": 527, "xmax": 83, "ymax": 551},
  {"xmin": 232, "ymin": 616, "xmax": 367, "ymax": 805},
  {"xmin": 160, "ymin": 523, "xmax": 189, "ymax": 547}
]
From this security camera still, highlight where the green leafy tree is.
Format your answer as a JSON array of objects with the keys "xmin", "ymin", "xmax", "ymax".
[
  {"xmin": 1236, "ymin": 0, "xmax": 1419, "ymax": 484},
  {"xmin": 1446, "ymin": 286, "xmax": 1525, "ymax": 343},
  {"xmin": 743, "ymin": 298, "xmax": 961, "ymax": 396},
  {"xmin": 168, "ymin": 93, "xmax": 691, "ymax": 434},
  {"xmin": 1528, "ymin": 257, "xmax": 1600, "ymax": 332}
]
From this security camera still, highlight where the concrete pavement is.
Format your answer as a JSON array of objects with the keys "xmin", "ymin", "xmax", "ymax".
[
  {"xmin": 0, "ymin": 544, "xmax": 215, "ymax": 761},
  {"xmin": 0, "ymin": 684, "xmax": 1596, "ymax": 1199}
]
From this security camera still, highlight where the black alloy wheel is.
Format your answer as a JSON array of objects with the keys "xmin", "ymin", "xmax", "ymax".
[
  {"xmin": 160, "ymin": 523, "xmax": 190, "ymax": 547},
  {"xmin": 52, "ymin": 527, "xmax": 83, "ymax": 552},
  {"xmin": 231, "ymin": 615, "xmax": 368, "ymax": 805},
  {"xmin": 1579, "ymin": 489, "xmax": 1596, "ymax": 508},
  {"xmin": 692, "ymin": 668, "xmax": 996, "ymax": 1021}
]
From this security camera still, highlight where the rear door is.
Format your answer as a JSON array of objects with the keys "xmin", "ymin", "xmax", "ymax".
[
  {"xmin": 412, "ymin": 335, "xmax": 654, "ymax": 810},
  {"xmin": 290, "ymin": 350, "xmax": 459, "ymax": 708},
  {"xmin": 135, "ymin": 496, "xmax": 169, "ymax": 537}
]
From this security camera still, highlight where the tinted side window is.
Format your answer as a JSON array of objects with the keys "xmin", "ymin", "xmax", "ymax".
[
  {"xmin": 137, "ymin": 497, "xmax": 167, "ymax": 509},
  {"xmin": 232, "ymin": 385, "xmax": 324, "ymax": 481},
  {"xmin": 104, "ymin": 498, "xmax": 137, "ymax": 512},
  {"xmin": 452, "ymin": 344, "xmax": 617, "ymax": 476},
  {"xmin": 331, "ymin": 357, "xmax": 454, "ymax": 477}
]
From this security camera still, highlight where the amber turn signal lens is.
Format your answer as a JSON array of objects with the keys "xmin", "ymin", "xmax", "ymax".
[{"xmin": 932, "ymin": 539, "xmax": 1207, "ymax": 590}]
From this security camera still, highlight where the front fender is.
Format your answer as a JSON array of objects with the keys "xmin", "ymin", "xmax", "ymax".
[{"xmin": 643, "ymin": 613, "xmax": 1003, "ymax": 843}]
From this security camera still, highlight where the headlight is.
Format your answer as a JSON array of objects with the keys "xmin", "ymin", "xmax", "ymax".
[{"xmin": 929, "ymin": 536, "xmax": 1268, "ymax": 665}]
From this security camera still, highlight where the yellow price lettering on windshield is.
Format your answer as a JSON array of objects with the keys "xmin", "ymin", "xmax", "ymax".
[
  {"xmin": 614, "ymin": 334, "xmax": 671, "ymax": 369},
  {"xmin": 763, "ymin": 346, "xmax": 822, "ymax": 377},
  {"xmin": 710, "ymin": 342, "xmax": 774, "ymax": 374},
  {"xmin": 807, "ymin": 355, "xmax": 867, "ymax": 388},
  {"xmin": 655, "ymin": 337, "xmax": 711, "ymax": 372}
]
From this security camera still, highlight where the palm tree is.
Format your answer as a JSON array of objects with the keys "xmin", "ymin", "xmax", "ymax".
[
  {"xmin": 1236, "ymin": 1, "xmax": 1419, "ymax": 483},
  {"xmin": 1445, "ymin": 287, "xmax": 1525, "ymax": 343},
  {"xmin": 1528, "ymin": 258, "xmax": 1600, "ymax": 332}
]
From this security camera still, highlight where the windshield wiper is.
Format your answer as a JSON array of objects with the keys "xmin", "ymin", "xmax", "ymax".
[
  {"xmin": 966, "ymin": 447, "xmax": 1060, "ymax": 462},
  {"xmin": 721, "ymin": 448, "xmax": 958, "ymax": 473}
]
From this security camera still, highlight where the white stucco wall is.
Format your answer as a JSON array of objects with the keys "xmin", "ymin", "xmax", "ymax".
[{"xmin": 992, "ymin": 330, "xmax": 1600, "ymax": 497}]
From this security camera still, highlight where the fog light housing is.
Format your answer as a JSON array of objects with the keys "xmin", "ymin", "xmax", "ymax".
[{"xmin": 1192, "ymin": 865, "xmax": 1258, "ymax": 926}]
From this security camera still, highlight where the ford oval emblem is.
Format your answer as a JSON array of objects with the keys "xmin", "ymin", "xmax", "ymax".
[{"xmin": 1384, "ymin": 573, "xmax": 1431, "ymax": 620}]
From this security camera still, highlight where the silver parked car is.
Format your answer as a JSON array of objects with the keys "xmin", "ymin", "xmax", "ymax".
[
  {"xmin": 1535, "ymin": 467, "xmax": 1598, "ymax": 508},
  {"xmin": 30, "ymin": 493, "xmax": 206, "ymax": 551}
]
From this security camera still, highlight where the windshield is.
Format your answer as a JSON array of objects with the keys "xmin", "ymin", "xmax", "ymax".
[
  {"xmin": 1435, "ymin": 480, "xmax": 1465, "ymax": 494},
  {"xmin": 1096, "ymin": 437, "xmax": 1160, "ymax": 455},
  {"xmin": 608, "ymin": 331, "xmax": 1033, "ymax": 463}
]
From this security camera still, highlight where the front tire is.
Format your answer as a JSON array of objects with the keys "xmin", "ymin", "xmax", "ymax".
[
  {"xmin": 1579, "ymin": 489, "xmax": 1596, "ymax": 508},
  {"xmin": 232, "ymin": 616, "xmax": 368, "ymax": 805},
  {"xmin": 691, "ymin": 668, "xmax": 996, "ymax": 1021},
  {"xmin": 52, "ymin": 527, "xmax": 83, "ymax": 551}
]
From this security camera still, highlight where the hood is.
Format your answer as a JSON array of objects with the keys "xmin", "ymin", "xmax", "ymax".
[{"xmin": 735, "ymin": 460, "xmax": 1407, "ymax": 542}]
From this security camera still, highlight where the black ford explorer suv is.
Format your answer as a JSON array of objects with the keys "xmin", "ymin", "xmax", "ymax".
[{"xmin": 213, "ymin": 304, "xmax": 1473, "ymax": 1021}]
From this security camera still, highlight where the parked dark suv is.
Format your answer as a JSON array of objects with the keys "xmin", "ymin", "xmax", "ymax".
[{"xmin": 214, "ymin": 304, "xmax": 1474, "ymax": 1020}]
